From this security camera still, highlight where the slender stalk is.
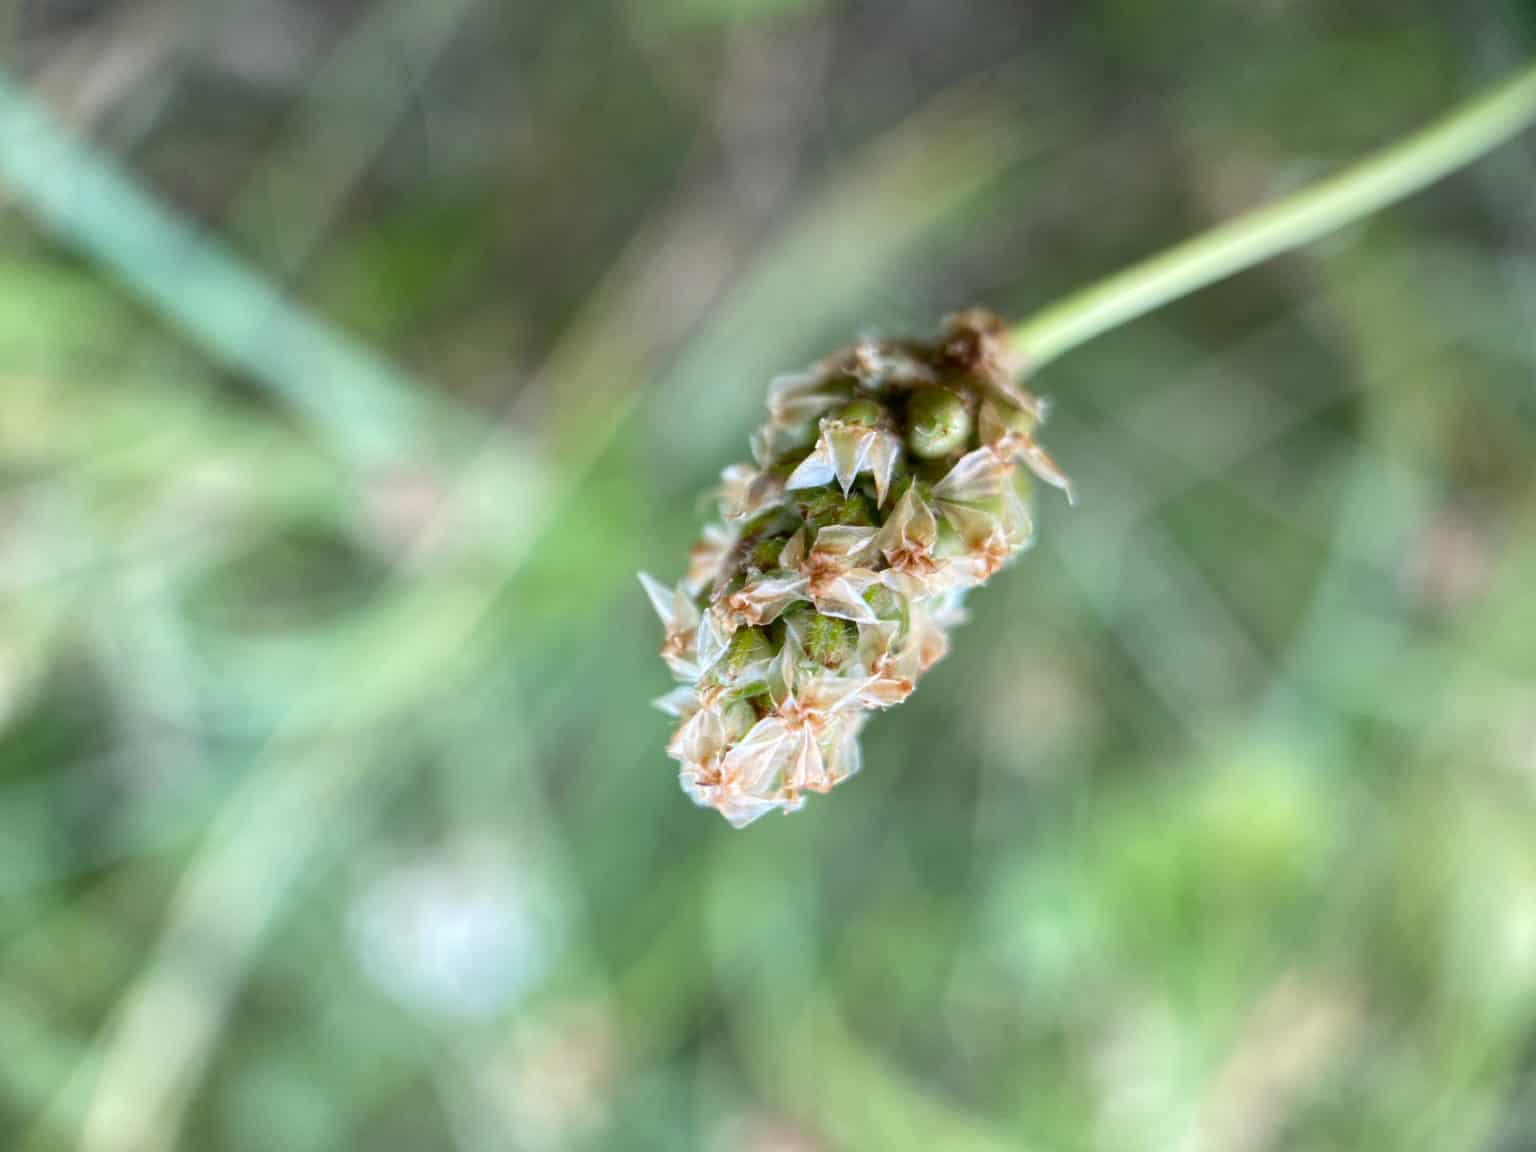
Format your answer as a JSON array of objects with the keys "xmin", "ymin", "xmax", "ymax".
[{"xmin": 1011, "ymin": 61, "xmax": 1536, "ymax": 372}]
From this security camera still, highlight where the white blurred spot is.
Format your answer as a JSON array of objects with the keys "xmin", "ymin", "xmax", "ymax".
[{"xmin": 348, "ymin": 840, "xmax": 559, "ymax": 1020}]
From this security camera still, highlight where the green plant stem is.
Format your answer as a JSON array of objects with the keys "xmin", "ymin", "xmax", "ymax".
[{"xmin": 1011, "ymin": 61, "xmax": 1536, "ymax": 372}]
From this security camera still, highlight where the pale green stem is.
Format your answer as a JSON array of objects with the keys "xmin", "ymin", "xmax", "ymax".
[{"xmin": 1012, "ymin": 61, "xmax": 1536, "ymax": 372}]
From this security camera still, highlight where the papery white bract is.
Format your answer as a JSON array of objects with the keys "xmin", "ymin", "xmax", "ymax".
[{"xmin": 786, "ymin": 419, "xmax": 903, "ymax": 506}]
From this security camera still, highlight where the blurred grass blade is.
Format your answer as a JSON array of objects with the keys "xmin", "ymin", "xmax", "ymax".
[{"xmin": 0, "ymin": 70, "xmax": 431, "ymax": 469}]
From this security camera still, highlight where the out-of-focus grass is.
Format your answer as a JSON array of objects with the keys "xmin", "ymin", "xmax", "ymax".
[{"xmin": 3, "ymin": 3, "xmax": 1536, "ymax": 1151}]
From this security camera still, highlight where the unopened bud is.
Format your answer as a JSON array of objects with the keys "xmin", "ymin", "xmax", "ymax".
[
  {"xmin": 797, "ymin": 487, "xmax": 875, "ymax": 528},
  {"xmin": 907, "ymin": 388, "xmax": 971, "ymax": 458},
  {"xmin": 723, "ymin": 626, "xmax": 776, "ymax": 676},
  {"xmin": 789, "ymin": 608, "xmax": 858, "ymax": 669},
  {"xmin": 749, "ymin": 536, "xmax": 788, "ymax": 570},
  {"xmin": 721, "ymin": 698, "xmax": 759, "ymax": 739},
  {"xmin": 836, "ymin": 398, "xmax": 884, "ymax": 427}
]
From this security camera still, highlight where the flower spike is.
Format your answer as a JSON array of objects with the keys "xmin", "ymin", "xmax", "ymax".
[{"xmin": 642, "ymin": 311, "xmax": 1069, "ymax": 827}]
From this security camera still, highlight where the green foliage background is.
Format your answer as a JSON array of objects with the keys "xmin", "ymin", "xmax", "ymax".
[{"xmin": 3, "ymin": 2, "xmax": 1536, "ymax": 1149}]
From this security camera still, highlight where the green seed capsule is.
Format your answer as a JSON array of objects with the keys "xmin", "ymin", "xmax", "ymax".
[
  {"xmin": 836, "ymin": 398, "xmax": 884, "ymax": 427},
  {"xmin": 863, "ymin": 584, "xmax": 904, "ymax": 621},
  {"xmin": 833, "ymin": 491, "xmax": 876, "ymax": 526},
  {"xmin": 906, "ymin": 388, "xmax": 971, "ymax": 458},
  {"xmin": 797, "ymin": 487, "xmax": 875, "ymax": 528},
  {"xmin": 721, "ymin": 699, "xmax": 760, "ymax": 739}
]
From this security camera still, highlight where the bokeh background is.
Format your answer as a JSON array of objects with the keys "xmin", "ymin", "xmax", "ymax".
[{"xmin": 4, "ymin": 2, "xmax": 1536, "ymax": 1150}]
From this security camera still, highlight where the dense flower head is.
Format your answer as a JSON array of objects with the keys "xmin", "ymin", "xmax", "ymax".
[{"xmin": 641, "ymin": 310, "xmax": 1070, "ymax": 827}]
